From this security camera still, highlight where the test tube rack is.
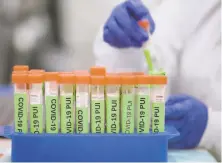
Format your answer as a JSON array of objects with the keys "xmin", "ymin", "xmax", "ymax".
[
  {"xmin": 3, "ymin": 65, "xmax": 180, "ymax": 162},
  {"xmin": 2, "ymin": 125, "xmax": 178, "ymax": 162}
]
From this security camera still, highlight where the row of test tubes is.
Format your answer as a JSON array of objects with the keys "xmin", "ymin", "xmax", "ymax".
[{"xmin": 11, "ymin": 65, "xmax": 167, "ymax": 134}]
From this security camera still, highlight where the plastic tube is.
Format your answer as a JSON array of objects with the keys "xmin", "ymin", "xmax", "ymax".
[
  {"xmin": 91, "ymin": 76, "xmax": 105, "ymax": 133},
  {"xmin": 105, "ymin": 74, "xmax": 121, "ymax": 133},
  {"xmin": 132, "ymin": 72, "xmax": 145, "ymax": 128},
  {"xmin": 29, "ymin": 69, "xmax": 45, "ymax": 73},
  {"xmin": 59, "ymin": 73, "xmax": 75, "ymax": 134},
  {"xmin": 151, "ymin": 76, "xmax": 167, "ymax": 133},
  {"xmin": 75, "ymin": 74, "xmax": 90, "ymax": 134},
  {"xmin": 73, "ymin": 70, "xmax": 89, "ymax": 74},
  {"xmin": 45, "ymin": 72, "xmax": 59, "ymax": 133},
  {"xmin": 12, "ymin": 72, "xmax": 28, "ymax": 133},
  {"xmin": 90, "ymin": 66, "xmax": 106, "ymax": 76},
  {"xmin": 120, "ymin": 75, "xmax": 136, "ymax": 134},
  {"xmin": 28, "ymin": 73, "xmax": 45, "ymax": 134},
  {"xmin": 13, "ymin": 65, "xmax": 29, "ymax": 72},
  {"xmin": 138, "ymin": 20, "xmax": 154, "ymax": 73},
  {"xmin": 136, "ymin": 75, "xmax": 153, "ymax": 133}
]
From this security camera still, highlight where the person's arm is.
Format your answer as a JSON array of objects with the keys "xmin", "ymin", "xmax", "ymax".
[{"xmin": 199, "ymin": 109, "xmax": 221, "ymax": 162}]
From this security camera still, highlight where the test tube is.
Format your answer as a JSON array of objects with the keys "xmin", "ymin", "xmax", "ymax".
[
  {"xmin": 28, "ymin": 73, "xmax": 45, "ymax": 134},
  {"xmin": 151, "ymin": 75, "xmax": 167, "ymax": 133},
  {"xmin": 29, "ymin": 69, "xmax": 45, "ymax": 73},
  {"xmin": 12, "ymin": 72, "xmax": 28, "ymax": 133},
  {"xmin": 45, "ymin": 72, "xmax": 59, "ymax": 133},
  {"xmin": 75, "ymin": 74, "xmax": 90, "ymax": 134},
  {"xmin": 120, "ymin": 75, "xmax": 136, "ymax": 134},
  {"xmin": 90, "ymin": 66, "xmax": 106, "ymax": 76},
  {"xmin": 59, "ymin": 73, "xmax": 75, "ymax": 134},
  {"xmin": 91, "ymin": 76, "xmax": 105, "ymax": 133},
  {"xmin": 132, "ymin": 72, "xmax": 145, "ymax": 128},
  {"xmin": 73, "ymin": 70, "xmax": 89, "ymax": 74},
  {"xmin": 13, "ymin": 65, "xmax": 29, "ymax": 71},
  {"xmin": 105, "ymin": 74, "xmax": 121, "ymax": 133},
  {"xmin": 136, "ymin": 75, "xmax": 153, "ymax": 133}
]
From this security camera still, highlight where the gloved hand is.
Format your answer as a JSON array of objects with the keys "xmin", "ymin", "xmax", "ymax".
[
  {"xmin": 103, "ymin": 0, "xmax": 155, "ymax": 48},
  {"xmin": 165, "ymin": 94, "xmax": 208, "ymax": 149}
]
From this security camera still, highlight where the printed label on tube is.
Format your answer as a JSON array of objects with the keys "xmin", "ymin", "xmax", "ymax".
[
  {"xmin": 91, "ymin": 100, "xmax": 105, "ymax": 133},
  {"xmin": 76, "ymin": 107, "xmax": 88, "ymax": 133},
  {"xmin": 106, "ymin": 96, "xmax": 120, "ymax": 133},
  {"xmin": 46, "ymin": 96, "xmax": 59, "ymax": 133},
  {"xmin": 152, "ymin": 102, "xmax": 165, "ymax": 133},
  {"xmin": 61, "ymin": 95, "xmax": 74, "ymax": 133},
  {"xmin": 14, "ymin": 93, "xmax": 28, "ymax": 133},
  {"xmin": 121, "ymin": 94, "xmax": 135, "ymax": 134},
  {"xmin": 29, "ymin": 88, "xmax": 43, "ymax": 134},
  {"xmin": 30, "ymin": 104, "xmax": 43, "ymax": 134},
  {"xmin": 136, "ymin": 95, "xmax": 149, "ymax": 133}
]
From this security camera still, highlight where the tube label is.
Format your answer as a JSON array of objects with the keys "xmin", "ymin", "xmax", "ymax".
[
  {"xmin": 76, "ymin": 107, "xmax": 89, "ymax": 133},
  {"xmin": 61, "ymin": 95, "xmax": 74, "ymax": 133},
  {"xmin": 152, "ymin": 102, "xmax": 165, "ymax": 133},
  {"xmin": 76, "ymin": 92, "xmax": 89, "ymax": 134},
  {"xmin": 30, "ymin": 104, "xmax": 43, "ymax": 133},
  {"xmin": 46, "ymin": 96, "xmax": 59, "ymax": 133},
  {"xmin": 121, "ymin": 94, "xmax": 135, "ymax": 134},
  {"xmin": 91, "ymin": 100, "xmax": 105, "ymax": 133},
  {"xmin": 29, "ymin": 88, "xmax": 43, "ymax": 134},
  {"xmin": 136, "ymin": 95, "xmax": 150, "ymax": 133},
  {"xmin": 106, "ymin": 96, "xmax": 120, "ymax": 133},
  {"xmin": 14, "ymin": 93, "xmax": 28, "ymax": 133}
]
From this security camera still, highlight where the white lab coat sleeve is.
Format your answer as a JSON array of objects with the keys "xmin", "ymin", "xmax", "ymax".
[
  {"xmin": 199, "ymin": 108, "xmax": 221, "ymax": 162},
  {"xmin": 93, "ymin": 26, "xmax": 148, "ymax": 74}
]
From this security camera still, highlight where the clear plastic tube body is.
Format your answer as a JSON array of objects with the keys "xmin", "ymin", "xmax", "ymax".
[
  {"xmin": 45, "ymin": 81, "xmax": 59, "ymax": 133},
  {"xmin": 136, "ymin": 85, "xmax": 150, "ymax": 133},
  {"xmin": 106, "ymin": 85, "xmax": 120, "ymax": 133},
  {"xmin": 29, "ymin": 83, "xmax": 44, "ymax": 134},
  {"xmin": 91, "ymin": 85, "xmax": 105, "ymax": 133},
  {"xmin": 60, "ymin": 84, "xmax": 74, "ymax": 133},
  {"xmin": 121, "ymin": 85, "xmax": 135, "ymax": 134},
  {"xmin": 151, "ymin": 84, "xmax": 166, "ymax": 133},
  {"xmin": 76, "ymin": 84, "xmax": 90, "ymax": 133},
  {"xmin": 14, "ymin": 83, "xmax": 28, "ymax": 133}
]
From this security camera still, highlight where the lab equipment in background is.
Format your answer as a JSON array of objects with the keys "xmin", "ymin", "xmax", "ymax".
[
  {"xmin": 151, "ymin": 75, "xmax": 167, "ymax": 133},
  {"xmin": 75, "ymin": 73, "xmax": 90, "ymax": 134},
  {"xmin": 91, "ymin": 76, "xmax": 105, "ymax": 133},
  {"xmin": 12, "ymin": 72, "xmax": 29, "ymax": 133},
  {"xmin": 105, "ymin": 74, "xmax": 121, "ymax": 134},
  {"xmin": 45, "ymin": 72, "xmax": 59, "ymax": 133},
  {"xmin": 59, "ymin": 73, "xmax": 75, "ymax": 134},
  {"xmin": 136, "ymin": 75, "xmax": 152, "ymax": 133},
  {"xmin": 121, "ymin": 75, "xmax": 136, "ymax": 134},
  {"xmin": 28, "ymin": 73, "xmax": 44, "ymax": 134}
]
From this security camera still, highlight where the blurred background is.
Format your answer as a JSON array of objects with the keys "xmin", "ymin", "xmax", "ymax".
[{"xmin": 0, "ymin": 0, "xmax": 161, "ymax": 84}]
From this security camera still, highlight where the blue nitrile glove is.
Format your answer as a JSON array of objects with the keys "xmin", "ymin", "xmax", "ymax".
[
  {"xmin": 165, "ymin": 94, "xmax": 208, "ymax": 149},
  {"xmin": 103, "ymin": 0, "xmax": 155, "ymax": 48}
]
